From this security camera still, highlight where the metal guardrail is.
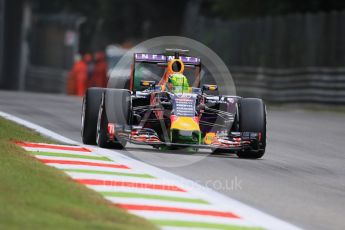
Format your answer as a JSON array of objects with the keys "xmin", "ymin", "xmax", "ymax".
[
  {"xmin": 185, "ymin": 10, "xmax": 345, "ymax": 69},
  {"xmin": 231, "ymin": 67, "xmax": 345, "ymax": 104},
  {"xmin": 24, "ymin": 65, "xmax": 345, "ymax": 104},
  {"xmin": 25, "ymin": 66, "xmax": 68, "ymax": 94}
]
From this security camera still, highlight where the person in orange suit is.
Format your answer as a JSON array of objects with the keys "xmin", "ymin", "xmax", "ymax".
[
  {"xmin": 89, "ymin": 52, "xmax": 108, "ymax": 88},
  {"xmin": 67, "ymin": 54, "xmax": 92, "ymax": 96}
]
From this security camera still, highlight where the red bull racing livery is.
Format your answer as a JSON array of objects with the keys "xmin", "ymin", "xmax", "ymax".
[{"xmin": 81, "ymin": 49, "xmax": 267, "ymax": 158}]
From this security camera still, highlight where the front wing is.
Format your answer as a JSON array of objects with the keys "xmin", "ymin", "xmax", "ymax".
[{"xmin": 115, "ymin": 128, "xmax": 263, "ymax": 152}]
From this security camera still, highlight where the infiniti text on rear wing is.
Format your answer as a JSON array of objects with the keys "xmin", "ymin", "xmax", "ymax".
[{"xmin": 134, "ymin": 53, "xmax": 201, "ymax": 66}]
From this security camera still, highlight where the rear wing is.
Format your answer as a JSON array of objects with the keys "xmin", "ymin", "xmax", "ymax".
[
  {"xmin": 134, "ymin": 53, "xmax": 201, "ymax": 66},
  {"xmin": 130, "ymin": 53, "xmax": 201, "ymax": 91}
]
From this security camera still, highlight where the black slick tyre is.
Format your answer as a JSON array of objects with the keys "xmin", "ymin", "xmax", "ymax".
[
  {"xmin": 96, "ymin": 101, "xmax": 112, "ymax": 148},
  {"xmin": 236, "ymin": 98, "xmax": 266, "ymax": 159},
  {"xmin": 96, "ymin": 89, "xmax": 131, "ymax": 149},
  {"xmin": 81, "ymin": 87, "xmax": 104, "ymax": 144}
]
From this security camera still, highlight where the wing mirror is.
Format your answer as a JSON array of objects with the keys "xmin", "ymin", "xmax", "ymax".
[
  {"xmin": 140, "ymin": 80, "xmax": 156, "ymax": 89},
  {"xmin": 202, "ymin": 84, "xmax": 218, "ymax": 92}
]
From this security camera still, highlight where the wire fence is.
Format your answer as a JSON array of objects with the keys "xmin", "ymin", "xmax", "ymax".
[{"xmin": 231, "ymin": 67, "xmax": 345, "ymax": 104}]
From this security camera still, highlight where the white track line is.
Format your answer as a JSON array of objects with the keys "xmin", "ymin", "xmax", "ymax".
[
  {"xmin": 87, "ymin": 186, "xmax": 199, "ymax": 199},
  {"xmin": 23, "ymin": 147, "xmax": 98, "ymax": 156},
  {"xmin": 46, "ymin": 164, "xmax": 148, "ymax": 175},
  {"xmin": 105, "ymin": 197, "xmax": 224, "ymax": 211},
  {"xmin": 66, "ymin": 172, "xmax": 167, "ymax": 183},
  {"xmin": 131, "ymin": 211, "xmax": 257, "ymax": 227},
  {"xmin": 33, "ymin": 155, "xmax": 115, "ymax": 164},
  {"xmin": 0, "ymin": 111, "xmax": 301, "ymax": 230},
  {"xmin": 0, "ymin": 111, "xmax": 78, "ymax": 145}
]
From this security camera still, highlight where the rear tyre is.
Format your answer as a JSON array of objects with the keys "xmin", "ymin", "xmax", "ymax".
[
  {"xmin": 81, "ymin": 87, "xmax": 104, "ymax": 144},
  {"xmin": 236, "ymin": 98, "xmax": 266, "ymax": 159}
]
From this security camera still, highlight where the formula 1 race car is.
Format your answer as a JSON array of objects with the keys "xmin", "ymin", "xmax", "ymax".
[{"xmin": 81, "ymin": 49, "xmax": 266, "ymax": 158}]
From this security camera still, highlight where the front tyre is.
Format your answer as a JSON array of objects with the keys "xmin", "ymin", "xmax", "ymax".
[
  {"xmin": 81, "ymin": 87, "xmax": 104, "ymax": 144},
  {"xmin": 236, "ymin": 98, "xmax": 266, "ymax": 159},
  {"xmin": 96, "ymin": 89, "xmax": 130, "ymax": 149},
  {"xmin": 96, "ymin": 99, "xmax": 126, "ymax": 149},
  {"xmin": 96, "ymin": 101, "xmax": 110, "ymax": 148}
]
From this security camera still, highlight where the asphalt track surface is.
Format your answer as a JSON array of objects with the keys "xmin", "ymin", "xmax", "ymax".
[{"xmin": 1, "ymin": 90, "xmax": 344, "ymax": 230}]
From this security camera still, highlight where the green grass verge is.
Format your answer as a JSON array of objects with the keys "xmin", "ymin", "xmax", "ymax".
[{"xmin": 0, "ymin": 117, "xmax": 157, "ymax": 230}]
